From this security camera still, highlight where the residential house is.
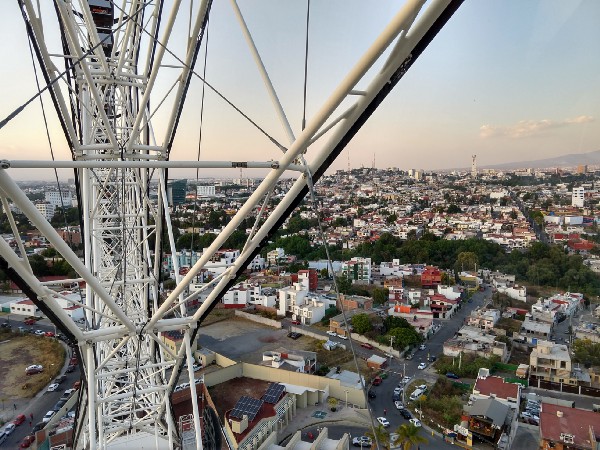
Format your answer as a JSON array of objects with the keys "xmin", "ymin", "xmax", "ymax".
[
  {"xmin": 340, "ymin": 257, "xmax": 372, "ymax": 284},
  {"xmin": 466, "ymin": 398, "xmax": 516, "ymax": 450},
  {"xmin": 337, "ymin": 294, "xmax": 373, "ymax": 312},
  {"xmin": 472, "ymin": 369, "xmax": 521, "ymax": 410},
  {"xmin": 529, "ymin": 340, "xmax": 575, "ymax": 385},
  {"xmin": 539, "ymin": 403, "xmax": 600, "ymax": 450},
  {"xmin": 467, "ymin": 308, "xmax": 501, "ymax": 330},
  {"xmin": 421, "ymin": 266, "xmax": 442, "ymax": 288},
  {"xmin": 520, "ymin": 315, "xmax": 553, "ymax": 343}
]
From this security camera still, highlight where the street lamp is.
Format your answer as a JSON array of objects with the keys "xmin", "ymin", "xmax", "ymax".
[{"xmin": 345, "ymin": 390, "xmax": 349, "ymax": 409}]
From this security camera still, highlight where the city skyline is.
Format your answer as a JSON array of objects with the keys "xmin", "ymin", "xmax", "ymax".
[{"xmin": 0, "ymin": 1, "xmax": 598, "ymax": 181}]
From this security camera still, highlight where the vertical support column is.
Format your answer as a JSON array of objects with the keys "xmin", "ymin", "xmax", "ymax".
[
  {"xmin": 184, "ymin": 332, "xmax": 203, "ymax": 449},
  {"xmin": 86, "ymin": 343, "xmax": 98, "ymax": 450}
]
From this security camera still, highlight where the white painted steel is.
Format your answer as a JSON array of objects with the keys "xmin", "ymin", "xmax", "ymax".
[{"xmin": 0, "ymin": 1, "xmax": 458, "ymax": 448}]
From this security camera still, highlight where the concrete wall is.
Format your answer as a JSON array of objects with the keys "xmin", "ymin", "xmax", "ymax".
[
  {"xmin": 235, "ymin": 310, "xmax": 282, "ymax": 328},
  {"xmin": 203, "ymin": 356, "xmax": 365, "ymax": 408},
  {"xmin": 350, "ymin": 332, "xmax": 401, "ymax": 358}
]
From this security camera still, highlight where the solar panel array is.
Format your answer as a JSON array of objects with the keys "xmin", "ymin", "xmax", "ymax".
[
  {"xmin": 262, "ymin": 383, "xmax": 285, "ymax": 404},
  {"xmin": 230, "ymin": 396, "xmax": 263, "ymax": 422}
]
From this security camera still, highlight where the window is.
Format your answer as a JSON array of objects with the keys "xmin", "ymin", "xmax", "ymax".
[
  {"xmin": 560, "ymin": 361, "xmax": 566, "ymax": 368},
  {"xmin": 559, "ymin": 379, "xmax": 564, "ymax": 383}
]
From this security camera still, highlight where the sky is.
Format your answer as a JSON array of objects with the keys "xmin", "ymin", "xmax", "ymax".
[{"xmin": 0, "ymin": 0, "xmax": 599, "ymax": 181}]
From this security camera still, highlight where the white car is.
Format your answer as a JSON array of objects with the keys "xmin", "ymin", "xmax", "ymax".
[
  {"xmin": 3, "ymin": 423, "xmax": 16, "ymax": 435},
  {"xmin": 417, "ymin": 384, "xmax": 428, "ymax": 391},
  {"xmin": 42, "ymin": 410, "xmax": 55, "ymax": 423},
  {"xmin": 402, "ymin": 376, "xmax": 411, "ymax": 384},
  {"xmin": 409, "ymin": 418, "xmax": 422, "ymax": 427},
  {"xmin": 377, "ymin": 417, "xmax": 390, "ymax": 427},
  {"xmin": 326, "ymin": 330, "xmax": 337, "ymax": 337},
  {"xmin": 419, "ymin": 344, "xmax": 426, "ymax": 350},
  {"xmin": 352, "ymin": 436, "xmax": 372, "ymax": 447},
  {"xmin": 337, "ymin": 333, "xmax": 348, "ymax": 340},
  {"xmin": 393, "ymin": 387, "xmax": 403, "ymax": 395},
  {"xmin": 521, "ymin": 411, "xmax": 539, "ymax": 421},
  {"xmin": 47, "ymin": 383, "xmax": 60, "ymax": 392},
  {"xmin": 394, "ymin": 400, "xmax": 403, "ymax": 409},
  {"xmin": 417, "ymin": 362, "xmax": 426, "ymax": 370},
  {"xmin": 26, "ymin": 364, "xmax": 43, "ymax": 371}
]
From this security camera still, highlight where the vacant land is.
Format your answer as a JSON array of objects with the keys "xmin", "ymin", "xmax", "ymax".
[{"xmin": 0, "ymin": 331, "xmax": 65, "ymax": 399}]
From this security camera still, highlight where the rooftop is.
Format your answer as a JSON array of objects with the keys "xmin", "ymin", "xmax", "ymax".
[
  {"xmin": 540, "ymin": 403, "xmax": 600, "ymax": 448},
  {"xmin": 473, "ymin": 376, "xmax": 520, "ymax": 401}
]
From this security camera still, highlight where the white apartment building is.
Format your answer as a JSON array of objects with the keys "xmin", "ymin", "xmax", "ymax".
[
  {"xmin": 529, "ymin": 340, "xmax": 575, "ymax": 385},
  {"xmin": 572, "ymin": 186, "xmax": 584, "ymax": 207},
  {"xmin": 45, "ymin": 190, "xmax": 73, "ymax": 208},
  {"xmin": 196, "ymin": 185, "xmax": 216, "ymax": 197},
  {"xmin": 340, "ymin": 257, "xmax": 372, "ymax": 283}
]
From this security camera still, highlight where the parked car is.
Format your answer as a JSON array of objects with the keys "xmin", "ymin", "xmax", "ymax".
[
  {"xmin": 34, "ymin": 330, "xmax": 45, "ymax": 336},
  {"xmin": 69, "ymin": 357, "xmax": 79, "ymax": 365},
  {"xmin": 392, "ymin": 393, "xmax": 401, "ymax": 401},
  {"xmin": 405, "ymin": 353, "xmax": 413, "ymax": 360},
  {"xmin": 66, "ymin": 364, "xmax": 76, "ymax": 373},
  {"xmin": 0, "ymin": 322, "xmax": 10, "ymax": 329},
  {"xmin": 47, "ymin": 383, "xmax": 60, "ymax": 392},
  {"xmin": 394, "ymin": 400, "xmax": 403, "ymax": 409},
  {"xmin": 24, "ymin": 319, "xmax": 36, "ymax": 325},
  {"xmin": 54, "ymin": 375, "xmax": 67, "ymax": 384},
  {"xmin": 360, "ymin": 343, "xmax": 374, "ymax": 349},
  {"xmin": 377, "ymin": 417, "xmax": 390, "ymax": 427},
  {"xmin": 44, "ymin": 331, "xmax": 55, "ymax": 337},
  {"xmin": 20, "ymin": 435, "xmax": 36, "ymax": 448},
  {"xmin": 13, "ymin": 414, "xmax": 26, "ymax": 426},
  {"xmin": 428, "ymin": 355, "xmax": 437, "ymax": 362},
  {"xmin": 42, "ymin": 411, "xmax": 55, "ymax": 423},
  {"xmin": 287, "ymin": 332, "xmax": 301, "ymax": 340},
  {"xmin": 290, "ymin": 320, "xmax": 301, "ymax": 325},
  {"xmin": 399, "ymin": 409, "xmax": 412, "ymax": 419},
  {"xmin": 409, "ymin": 418, "xmax": 422, "ymax": 427},
  {"xmin": 393, "ymin": 387, "xmax": 403, "ymax": 395},
  {"xmin": 417, "ymin": 384, "xmax": 428, "ymax": 391},
  {"xmin": 368, "ymin": 390, "xmax": 376, "ymax": 399},
  {"xmin": 326, "ymin": 330, "xmax": 337, "ymax": 337},
  {"xmin": 62, "ymin": 388, "xmax": 75, "ymax": 398},
  {"xmin": 419, "ymin": 344, "xmax": 426, "ymax": 350},
  {"xmin": 3, "ymin": 423, "xmax": 16, "ymax": 435},
  {"xmin": 352, "ymin": 436, "xmax": 372, "ymax": 447},
  {"xmin": 417, "ymin": 362, "xmax": 426, "ymax": 370},
  {"xmin": 26, "ymin": 364, "xmax": 44, "ymax": 375},
  {"xmin": 337, "ymin": 333, "xmax": 348, "ymax": 340},
  {"xmin": 52, "ymin": 400, "xmax": 67, "ymax": 412},
  {"xmin": 32, "ymin": 422, "xmax": 45, "ymax": 433},
  {"xmin": 446, "ymin": 372, "xmax": 460, "ymax": 379},
  {"xmin": 402, "ymin": 376, "xmax": 411, "ymax": 384},
  {"xmin": 372, "ymin": 376, "xmax": 382, "ymax": 386},
  {"xmin": 0, "ymin": 431, "xmax": 8, "ymax": 445}
]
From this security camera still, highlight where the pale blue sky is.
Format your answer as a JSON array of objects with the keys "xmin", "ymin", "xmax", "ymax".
[{"xmin": 0, "ymin": 1, "xmax": 598, "ymax": 180}]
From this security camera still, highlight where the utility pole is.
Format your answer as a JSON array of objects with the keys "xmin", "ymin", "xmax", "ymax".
[{"xmin": 389, "ymin": 336, "xmax": 395, "ymax": 366}]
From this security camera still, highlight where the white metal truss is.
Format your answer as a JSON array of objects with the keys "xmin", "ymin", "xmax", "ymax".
[{"xmin": 0, "ymin": 0, "xmax": 462, "ymax": 448}]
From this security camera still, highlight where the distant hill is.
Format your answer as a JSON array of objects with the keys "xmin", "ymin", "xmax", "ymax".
[{"xmin": 484, "ymin": 150, "xmax": 600, "ymax": 170}]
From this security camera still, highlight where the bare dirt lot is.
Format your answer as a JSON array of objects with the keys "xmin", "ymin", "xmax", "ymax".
[{"xmin": 0, "ymin": 331, "xmax": 65, "ymax": 400}]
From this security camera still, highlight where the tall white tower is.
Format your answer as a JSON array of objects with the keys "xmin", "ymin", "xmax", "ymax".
[{"xmin": 471, "ymin": 154, "xmax": 477, "ymax": 178}]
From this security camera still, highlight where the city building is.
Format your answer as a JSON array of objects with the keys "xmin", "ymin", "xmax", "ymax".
[
  {"xmin": 167, "ymin": 179, "xmax": 187, "ymax": 206},
  {"xmin": 421, "ymin": 266, "xmax": 442, "ymax": 288},
  {"xmin": 572, "ymin": 186, "xmax": 585, "ymax": 208},
  {"xmin": 196, "ymin": 185, "xmax": 216, "ymax": 197},
  {"xmin": 340, "ymin": 257, "xmax": 372, "ymax": 283},
  {"xmin": 45, "ymin": 190, "xmax": 73, "ymax": 208},
  {"xmin": 539, "ymin": 403, "xmax": 600, "ymax": 450},
  {"xmin": 34, "ymin": 201, "xmax": 55, "ymax": 220},
  {"xmin": 160, "ymin": 330, "xmax": 198, "ymax": 361},
  {"xmin": 472, "ymin": 369, "xmax": 521, "ymax": 409},
  {"xmin": 529, "ymin": 340, "xmax": 575, "ymax": 385}
]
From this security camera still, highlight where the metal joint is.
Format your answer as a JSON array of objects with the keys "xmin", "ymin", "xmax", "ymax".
[
  {"xmin": 232, "ymin": 162, "xmax": 248, "ymax": 168},
  {"xmin": 270, "ymin": 161, "xmax": 280, "ymax": 169},
  {"xmin": 0, "ymin": 160, "xmax": 10, "ymax": 169}
]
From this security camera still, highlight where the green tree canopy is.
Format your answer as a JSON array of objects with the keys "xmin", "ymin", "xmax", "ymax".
[{"xmin": 351, "ymin": 313, "xmax": 373, "ymax": 334}]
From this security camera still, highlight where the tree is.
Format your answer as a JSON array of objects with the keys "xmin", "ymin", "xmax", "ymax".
[
  {"xmin": 327, "ymin": 397, "xmax": 338, "ymax": 411},
  {"xmin": 455, "ymin": 251, "xmax": 478, "ymax": 273},
  {"xmin": 386, "ymin": 213, "xmax": 398, "ymax": 224},
  {"xmin": 394, "ymin": 423, "xmax": 428, "ymax": 450},
  {"xmin": 447, "ymin": 204, "xmax": 461, "ymax": 214},
  {"xmin": 366, "ymin": 424, "xmax": 390, "ymax": 450},
  {"xmin": 372, "ymin": 287, "xmax": 389, "ymax": 305},
  {"xmin": 351, "ymin": 313, "xmax": 373, "ymax": 334}
]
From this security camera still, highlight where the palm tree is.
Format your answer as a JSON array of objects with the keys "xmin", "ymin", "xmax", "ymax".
[
  {"xmin": 365, "ymin": 424, "xmax": 389, "ymax": 449},
  {"xmin": 394, "ymin": 423, "xmax": 428, "ymax": 450}
]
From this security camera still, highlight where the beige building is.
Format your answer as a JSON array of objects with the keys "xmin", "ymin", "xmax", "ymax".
[
  {"xmin": 529, "ymin": 340, "xmax": 575, "ymax": 385},
  {"xmin": 160, "ymin": 330, "xmax": 198, "ymax": 361}
]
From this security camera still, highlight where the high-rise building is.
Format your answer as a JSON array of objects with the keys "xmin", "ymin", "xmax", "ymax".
[
  {"xmin": 167, "ymin": 179, "xmax": 187, "ymax": 205},
  {"xmin": 471, "ymin": 154, "xmax": 477, "ymax": 178},
  {"xmin": 577, "ymin": 164, "xmax": 588, "ymax": 174},
  {"xmin": 45, "ymin": 190, "xmax": 73, "ymax": 208},
  {"xmin": 197, "ymin": 185, "xmax": 216, "ymax": 197},
  {"xmin": 572, "ymin": 186, "xmax": 584, "ymax": 207}
]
